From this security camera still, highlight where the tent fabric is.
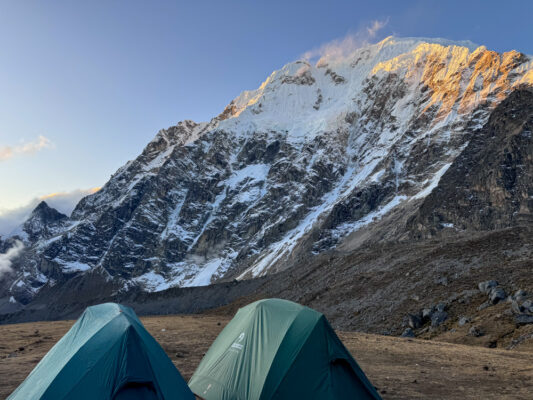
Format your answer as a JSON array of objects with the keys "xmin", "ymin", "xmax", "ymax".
[
  {"xmin": 189, "ymin": 298, "xmax": 381, "ymax": 400},
  {"xmin": 8, "ymin": 303, "xmax": 194, "ymax": 400}
]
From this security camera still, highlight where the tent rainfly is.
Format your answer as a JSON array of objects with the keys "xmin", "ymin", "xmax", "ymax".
[
  {"xmin": 8, "ymin": 302, "xmax": 194, "ymax": 400},
  {"xmin": 189, "ymin": 298, "xmax": 382, "ymax": 400}
]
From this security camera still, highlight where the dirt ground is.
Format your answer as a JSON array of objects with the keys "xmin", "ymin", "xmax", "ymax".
[{"xmin": 1, "ymin": 315, "xmax": 533, "ymax": 399}]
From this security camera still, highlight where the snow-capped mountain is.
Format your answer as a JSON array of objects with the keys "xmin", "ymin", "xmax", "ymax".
[
  {"xmin": 8, "ymin": 201, "xmax": 68, "ymax": 243},
  {"xmin": 2, "ymin": 36, "xmax": 532, "ymax": 306}
]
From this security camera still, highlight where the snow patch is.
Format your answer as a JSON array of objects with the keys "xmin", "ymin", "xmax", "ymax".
[
  {"xmin": 413, "ymin": 163, "xmax": 452, "ymax": 199},
  {"xmin": 183, "ymin": 258, "xmax": 224, "ymax": 287},
  {"xmin": 333, "ymin": 195, "xmax": 408, "ymax": 237},
  {"xmin": 57, "ymin": 260, "xmax": 92, "ymax": 272},
  {"xmin": 225, "ymin": 164, "xmax": 270, "ymax": 189},
  {"xmin": 133, "ymin": 271, "xmax": 170, "ymax": 292}
]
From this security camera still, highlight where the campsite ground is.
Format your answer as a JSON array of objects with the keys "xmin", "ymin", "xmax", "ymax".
[{"xmin": 1, "ymin": 315, "xmax": 533, "ymax": 399}]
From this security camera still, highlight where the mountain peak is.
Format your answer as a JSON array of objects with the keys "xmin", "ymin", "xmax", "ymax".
[
  {"xmin": 376, "ymin": 35, "xmax": 478, "ymax": 51},
  {"xmin": 216, "ymin": 36, "xmax": 531, "ymax": 143},
  {"xmin": 33, "ymin": 200, "xmax": 51, "ymax": 212},
  {"xmin": 30, "ymin": 201, "xmax": 66, "ymax": 222},
  {"xmin": 6, "ymin": 201, "xmax": 69, "ymax": 244}
]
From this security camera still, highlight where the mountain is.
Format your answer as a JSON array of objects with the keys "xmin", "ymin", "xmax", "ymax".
[
  {"xmin": 8, "ymin": 201, "xmax": 68, "ymax": 243},
  {"xmin": 1, "ymin": 36, "xmax": 532, "ymax": 315}
]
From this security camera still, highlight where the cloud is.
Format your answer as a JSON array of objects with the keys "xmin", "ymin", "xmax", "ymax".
[
  {"xmin": 366, "ymin": 19, "xmax": 389, "ymax": 39},
  {"xmin": 302, "ymin": 18, "xmax": 390, "ymax": 65},
  {"xmin": 39, "ymin": 188, "xmax": 101, "ymax": 215},
  {"xmin": 0, "ymin": 135, "xmax": 54, "ymax": 162},
  {"xmin": 0, "ymin": 187, "xmax": 100, "ymax": 236},
  {"xmin": 0, "ymin": 240, "xmax": 24, "ymax": 278}
]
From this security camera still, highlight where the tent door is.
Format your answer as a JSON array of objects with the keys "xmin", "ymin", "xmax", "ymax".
[
  {"xmin": 330, "ymin": 359, "xmax": 374, "ymax": 399},
  {"xmin": 113, "ymin": 382, "xmax": 159, "ymax": 400}
]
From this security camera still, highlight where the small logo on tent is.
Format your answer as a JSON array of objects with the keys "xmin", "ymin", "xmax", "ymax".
[
  {"xmin": 230, "ymin": 332, "xmax": 246, "ymax": 350},
  {"xmin": 203, "ymin": 383, "xmax": 212, "ymax": 394}
]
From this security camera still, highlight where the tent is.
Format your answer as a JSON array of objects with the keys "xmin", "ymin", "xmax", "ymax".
[
  {"xmin": 8, "ymin": 303, "xmax": 194, "ymax": 400},
  {"xmin": 189, "ymin": 298, "xmax": 381, "ymax": 400}
]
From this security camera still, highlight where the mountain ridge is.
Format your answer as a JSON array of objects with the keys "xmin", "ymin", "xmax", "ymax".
[{"xmin": 1, "ymin": 36, "xmax": 532, "ymax": 313}]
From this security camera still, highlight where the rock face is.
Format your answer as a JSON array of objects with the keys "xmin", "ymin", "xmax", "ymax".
[
  {"xmin": 409, "ymin": 89, "xmax": 533, "ymax": 236},
  {"xmin": 1, "ymin": 36, "xmax": 533, "ymax": 308}
]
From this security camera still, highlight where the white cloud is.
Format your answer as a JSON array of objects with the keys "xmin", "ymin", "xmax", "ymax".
[
  {"xmin": 366, "ymin": 19, "xmax": 389, "ymax": 39},
  {"xmin": 0, "ymin": 187, "xmax": 100, "ymax": 236},
  {"xmin": 39, "ymin": 188, "xmax": 101, "ymax": 215},
  {"xmin": 0, "ymin": 240, "xmax": 24, "ymax": 278},
  {"xmin": 0, "ymin": 135, "xmax": 54, "ymax": 162},
  {"xmin": 302, "ymin": 18, "xmax": 390, "ymax": 65}
]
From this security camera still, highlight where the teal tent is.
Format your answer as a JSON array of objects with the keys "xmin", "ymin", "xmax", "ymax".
[
  {"xmin": 189, "ymin": 299, "xmax": 381, "ymax": 400},
  {"xmin": 8, "ymin": 303, "xmax": 194, "ymax": 400}
]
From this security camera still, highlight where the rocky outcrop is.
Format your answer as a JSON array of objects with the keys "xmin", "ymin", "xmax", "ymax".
[{"xmin": 409, "ymin": 88, "xmax": 533, "ymax": 237}]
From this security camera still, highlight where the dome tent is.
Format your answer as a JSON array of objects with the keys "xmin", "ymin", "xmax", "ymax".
[
  {"xmin": 8, "ymin": 303, "xmax": 194, "ymax": 400},
  {"xmin": 189, "ymin": 299, "xmax": 381, "ymax": 400}
]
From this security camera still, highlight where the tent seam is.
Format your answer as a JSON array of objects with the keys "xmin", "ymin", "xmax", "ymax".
[{"xmin": 258, "ymin": 308, "xmax": 318, "ymax": 400}]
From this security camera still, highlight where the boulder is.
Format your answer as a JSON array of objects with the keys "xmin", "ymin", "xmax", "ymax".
[
  {"xmin": 458, "ymin": 316, "xmax": 470, "ymax": 327},
  {"xmin": 478, "ymin": 280, "xmax": 498, "ymax": 294},
  {"xmin": 468, "ymin": 326, "xmax": 484, "ymax": 337},
  {"xmin": 401, "ymin": 328, "xmax": 415, "ymax": 338},
  {"xmin": 513, "ymin": 289, "xmax": 528, "ymax": 302},
  {"xmin": 522, "ymin": 299, "xmax": 533, "ymax": 313},
  {"xmin": 407, "ymin": 313, "xmax": 422, "ymax": 329},
  {"xmin": 511, "ymin": 300, "xmax": 524, "ymax": 315},
  {"xmin": 431, "ymin": 311, "xmax": 448, "ymax": 327},
  {"xmin": 422, "ymin": 308, "xmax": 434, "ymax": 320},
  {"xmin": 489, "ymin": 287, "xmax": 507, "ymax": 304}
]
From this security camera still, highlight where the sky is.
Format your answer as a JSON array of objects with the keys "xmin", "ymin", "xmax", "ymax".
[{"xmin": 1, "ymin": 0, "xmax": 532, "ymax": 233}]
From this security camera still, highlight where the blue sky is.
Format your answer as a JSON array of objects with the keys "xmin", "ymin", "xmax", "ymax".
[{"xmin": 1, "ymin": 0, "xmax": 532, "ymax": 220}]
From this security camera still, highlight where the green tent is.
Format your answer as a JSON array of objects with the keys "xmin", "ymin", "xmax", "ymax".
[
  {"xmin": 8, "ymin": 303, "xmax": 194, "ymax": 400},
  {"xmin": 189, "ymin": 298, "xmax": 381, "ymax": 400}
]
